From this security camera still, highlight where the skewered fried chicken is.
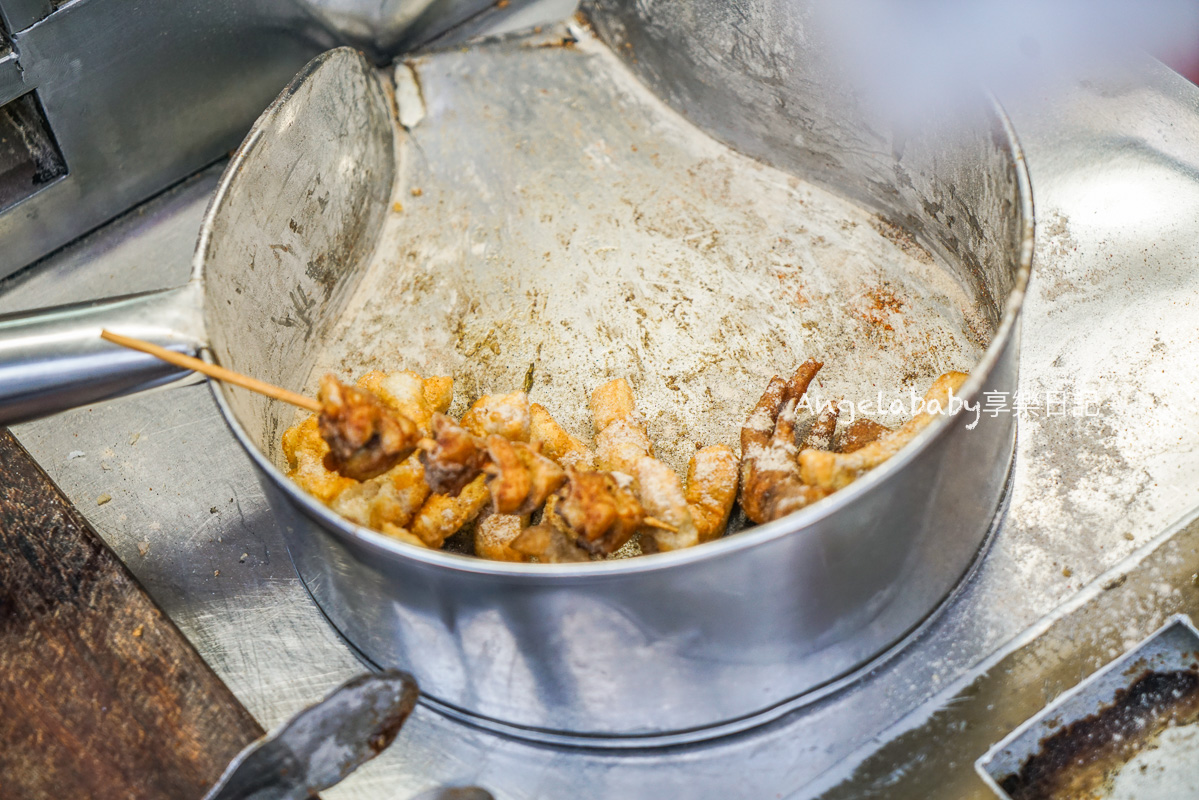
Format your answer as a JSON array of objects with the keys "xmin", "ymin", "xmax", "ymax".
[
  {"xmin": 420, "ymin": 413, "xmax": 488, "ymax": 496},
  {"xmin": 589, "ymin": 377, "xmax": 740, "ymax": 551},
  {"xmin": 552, "ymin": 467, "xmax": 645, "ymax": 555},
  {"xmin": 738, "ymin": 359, "xmax": 832, "ymax": 524},
  {"xmin": 293, "ymin": 358, "xmax": 975, "ymax": 564},
  {"xmin": 418, "ymin": 408, "xmax": 567, "ymax": 516},
  {"xmin": 739, "ymin": 364, "xmax": 970, "ymax": 523},
  {"xmin": 317, "ymin": 374, "xmax": 421, "ymax": 481},
  {"xmin": 484, "ymin": 435, "xmax": 567, "ymax": 515},
  {"xmin": 799, "ymin": 371, "xmax": 968, "ymax": 491},
  {"xmin": 284, "ymin": 371, "xmax": 451, "ymax": 533}
]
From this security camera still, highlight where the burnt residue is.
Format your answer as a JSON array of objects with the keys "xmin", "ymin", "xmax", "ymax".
[{"xmin": 999, "ymin": 669, "xmax": 1199, "ymax": 800}]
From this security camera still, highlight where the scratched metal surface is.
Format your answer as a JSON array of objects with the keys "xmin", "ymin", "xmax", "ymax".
[{"xmin": 5, "ymin": 46, "xmax": 1199, "ymax": 800}]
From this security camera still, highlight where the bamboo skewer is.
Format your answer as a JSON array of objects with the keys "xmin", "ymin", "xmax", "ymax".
[
  {"xmin": 100, "ymin": 330, "xmax": 321, "ymax": 413},
  {"xmin": 102, "ymin": 330, "xmax": 681, "ymax": 535},
  {"xmin": 639, "ymin": 516, "xmax": 678, "ymax": 533}
]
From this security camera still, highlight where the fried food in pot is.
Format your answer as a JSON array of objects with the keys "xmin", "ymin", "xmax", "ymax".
[
  {"xmin": 317, "ymin": 374, "xmax": 421, "ymax": 481},
  {"xmin": 419, "ymin": 413, "xmax": 488, "ymax": 496},
  {"xmin": 461, "ymin": 391, "xmax": 532, "ymax": 441},
  {"xmin": 484, "ymin": 435, "xmax": 567, "ymax": 515},
  {"xmin": 835, "ymin": 417, "xmax": 891, "ymax": 454},
  {"xmin": 552, "ymin": 466, "xmax": 646, "ymax": 555},
  {"xmin": 799, "ymin": 371, "xmax": 968, "ymax": 491},
  {"xmin": 286, "ymin": 361, "xmax": 968, "ymax": 563},
  {"xmin": 738, "ymin": 360, "xmax": 831, "ymax": 524}
]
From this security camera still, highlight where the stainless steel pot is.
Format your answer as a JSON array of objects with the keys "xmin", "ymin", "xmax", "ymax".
[{"xmin": 0, "ymin": 0, "xmax": 1033, "ymax": 743}]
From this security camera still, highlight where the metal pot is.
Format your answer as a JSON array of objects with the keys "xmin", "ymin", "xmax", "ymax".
[{"xmin": 0, "ymin": 0, "xmax": 1032, "ymax": 743}]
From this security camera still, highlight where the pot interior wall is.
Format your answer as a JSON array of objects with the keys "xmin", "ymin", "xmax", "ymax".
[
  {"xmin": 584, "ymin": 0, "xmax": 1025, "ymax": 329},
  {"xmin": 201, "ymin": 49, "xmax": 396, "ymax": 453},
  {"xmin": 291, "ymin": 26, "xmax": 1019, "ymax": 481},
  {"xmin": 203, "ymin": 13, "xmax": 1026, "ymax": 517}
]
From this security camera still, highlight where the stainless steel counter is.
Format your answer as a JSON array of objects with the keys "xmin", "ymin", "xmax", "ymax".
[{"xmin": 4, "ymin": 44, "xmax": 1199, "ymax": 800}]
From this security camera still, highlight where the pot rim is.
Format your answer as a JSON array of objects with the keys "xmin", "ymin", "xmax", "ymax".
[{"xmin": 207, "ymin": 81, "xmax": 1034, "ymax": 582}]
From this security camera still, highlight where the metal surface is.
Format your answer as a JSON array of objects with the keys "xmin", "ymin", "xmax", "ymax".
[
  {"xmin": 0, "ymin": 47, "xmax": 395, "ymax": 427},
  {"xmin": 979, "ymin": 617, "xmax": 1199, "ymax": 798},
  {"xmin": 298, "ymin": 0, "xmax": 503, "ymax": 61},
  {"xmin": 0, "ymin": 4, "xmax": 1031, "ymax": 741},
  {"xmin": 0, "ymin": 285, "xmax": 201, "ymax": 423},
  {"xmin": 204, "ymin": 671, "xmax": 418, "ymax": 800},
  {"xmin": 223, "ymin": 16, "xmax": 1024, "ymax": 738},
  {"xmin": 2, "ymin": 44, "xmax": 1198, "ymax": 799},
  {"xmin": 0, "ymin": 0, "xmax": 339, "ymax": 278},
  {"xmin": 0, "ymin": 0, "xmax": 524, "ymax": 280}
]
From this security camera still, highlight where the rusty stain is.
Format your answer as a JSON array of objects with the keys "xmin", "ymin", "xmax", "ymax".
[{"xmin": 856, "ymin": 282, "xmax": 905, "ymax": 333}]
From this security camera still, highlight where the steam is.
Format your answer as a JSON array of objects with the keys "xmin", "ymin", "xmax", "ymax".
[{"xmin": 814, "ymin": 0, "xmax": 1199, "ymax": 116}]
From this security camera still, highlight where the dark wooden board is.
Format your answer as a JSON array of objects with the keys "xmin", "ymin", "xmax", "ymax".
[{"xmin": 0, "ymin": 429, "xmax": 264, "ymax": 799}]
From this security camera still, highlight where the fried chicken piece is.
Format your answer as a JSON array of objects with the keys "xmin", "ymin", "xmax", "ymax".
[
  {"xmin": 282, "ymin": 415, "xmax": 358, "ymax": 503},
  {"xmin": 408, "ymin": 474, "xmax": 490, "ymax": 549},
  {"xmin": 317, "ymin": 374, "xmax": 420, "ymax": 481},
  {"xmin": 419, "ymin": 413, "xmax": 488, "ymax": 495},
  {"xmin": 419, "ymin": 412, "xmax": 567, "ymax": 517},
  {"xmin": 633, "ymin": 458, "xmax": 699, "ymax": 551},
  {"xmin": 510, "ymin": 522, "xmax": 591, "ymax": 563},
  {"xmin": 356, "ymin": 370, "xmax": 451, "ymax": 434},
  {"xmin": 685, "ymin": 445, "xmax": 739, "ymax": 543},
  {"xmin": 591, "ymin": 379, "xmax": 652, "ymax": 474},
  {"xmin": 330, "ymin": 456, "xmax": 430, "ymax": 530},
  {"xmin": 800, "ymin": 371, "xmax": 970, "ymax": 490},
  {"xmin": 422, "ymin": 377, "xmax": 454, "ymax": 416},
  {"xmin": 553, "ymin": 467, "xmax": 646, "ymax": 555},
  {"xmin": 739, "ymin": 360, "xmax": 831, "ymax": 524},
  {"xmin": 835, "ymin": 417, "xmax": 891, "ymax": 453},
  {"xmin": 461, "ymin": 391, "xmax": 531, "ymax": 442},
  {"xmin": 530, "ymin": 403, "xmax": 595, "ymax": 468},
  {"xmin": 590, "ymin": 377, "xmax": 700, "ymax": 550},
  {"xmin": 596, "ymin": 419, "xmax": 655, "ymax": 476},
  {"xmin": 483, "ymin": 434, "xmax": 530, "ymax": 513},
  {"xmin": 474, "ymin": 510, "xmax": 530, "ymax": 562},
  {"xmin": 800, "ymin": 401, "xmax": 841, "ymax": 451},
  {"xmin": 380, "ymin": 522, "xmax": 431, "ymax": 549},
  {"xmin": 484, "ymin": 435, "xmax": 567, "ymax": 515},
  {"xmin": 590, "ymin": 377, "xmax": 636, "ymax": 434}
]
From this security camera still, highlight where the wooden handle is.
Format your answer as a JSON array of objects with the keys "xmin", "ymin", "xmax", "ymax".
[
  {"xmin": 0, "ymin": 430, "xmax": 264, "ymax": 798},
  {"xmin": 100, "ymin": 330, "xmax": 321, "ymax": 413}
]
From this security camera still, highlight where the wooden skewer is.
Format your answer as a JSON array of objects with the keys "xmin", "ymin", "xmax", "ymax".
[
  {"xmin": 105, "ymin": 329, "xmax": 691, "ymax": 540},
  {"xmin": 100, "ymin": 330, "xmax": 322, "ymax": 413},
  {"xmin": 640, "ymin": 516, "xmax": 679, "ymax": 533}
]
